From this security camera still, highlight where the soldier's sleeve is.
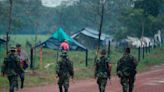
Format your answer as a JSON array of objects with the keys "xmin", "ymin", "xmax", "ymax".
[
  {"xmin": 69, "ymin": 61, "xmax": 74, "ymax": 78},
  {"xmin": 133, "ymin": 56, "xmax": 138, "ymax": 66},
  {"xmin": 116, "ymin": 58, "xmax": 123, "ymax": 78},
  {"xmin": 116, "ymin": 59, "xmax": 121, "ymax": 72},
  {"xmin": 105, "ymin": 57, "xmax": 112, "ymax": 79},
  {"xmin": 94, "ymin": 58, "xmax": 99, "ymax": 77},
  {"xmin": 55, "ymin": 62, "xmax": 60, "ymax": 75}
]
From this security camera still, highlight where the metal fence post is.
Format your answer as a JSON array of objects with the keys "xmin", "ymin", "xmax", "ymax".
[{"xmin": 30, "ymin": 48, "xmax": 33, "ymax": 69}]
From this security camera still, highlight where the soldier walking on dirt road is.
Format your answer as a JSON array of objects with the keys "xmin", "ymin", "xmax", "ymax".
[
  {"xmin": 56, "ymin": 51, "xmax": 74, "ymax": 92},
  {"xmin": 95, "ymin": 49, "xmax": 112, "ymax": 92},
  {"xmin": 1, "ymin": 47, "xmax": 23, "ymax": 92},
  {"xmin": 117, "ymin": 47, "xmax": 138, "ymax": 92}
]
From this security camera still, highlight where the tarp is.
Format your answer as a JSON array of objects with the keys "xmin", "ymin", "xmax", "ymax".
[
  {"xmin": 0, "ymin": 38, "xmax": 6, "ymax": 45},
  {"xmin": 34, "ymin": 28, "xmax": 87, "ymax": 51},
  {"xmin": 71, "ymin": 28, "xmax": 112, "ymax": 41}
]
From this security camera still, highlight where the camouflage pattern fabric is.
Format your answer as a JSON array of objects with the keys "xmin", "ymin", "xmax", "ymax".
[
  {"xmin": 95, "ymin": 56, "xmax": 110, "ymax": 92},
  {"xmin": 97, "ymin": 77, "xmax": 107, "ymax": 92},
  {"xmin": 56, "ymin": 57, "xmax": 74, "ymax": 92},
  {"xmin": 2, "ymin": 54, "xmax": 23, "ymax": 76},
  {"xmin": 95, "ymin": 56, "xmax": 110, "ymax": 78},
  {"xmin": 8, "ymin": 75, "xmax": 18, "ymax": 92},
  {"xmin": 58, "ymin": 76, "xmax": 70, "ymax": 89},
  {"xmin": 117, "ymin": 54, "xmax": 138, "ymax": 92},
  {"xmin": 120, "ymin": 76, "xmax": 135, "ymax": 92},
  {"xmin": 117, "ymin": 54, "xmax": 137, "ymax": 77},
  {"xmin": 1, "ymin": 53, "xmax": 23, "ymax": 92}
]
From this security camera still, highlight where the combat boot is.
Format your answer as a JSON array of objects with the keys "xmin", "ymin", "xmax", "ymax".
[
  {"xmin": 59, "ymin": 86, "xmax": 63, "ymax": 92},
  {"xmin": 64, "ymin": 88, "xmax": 68, "ymax": 92}
]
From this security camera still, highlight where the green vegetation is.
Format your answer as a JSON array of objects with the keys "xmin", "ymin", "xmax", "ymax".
[
  {"xmin": 0, "ymin": 0, "xmax": 163, "ymax": 38},
  {"xmin": 0, "ymin": 0, "xmax": 164, "ymax": 90},
  {"xmin": 115, "ymin": 0, "xmax": 164, "ymax": 39},
  {"xmin": 0, "ymin": 35, "xmax": 163, "ymax": 91},
  {"xmin": 137, "ymin": 46, "xmax": 164, "ymax": 71}
]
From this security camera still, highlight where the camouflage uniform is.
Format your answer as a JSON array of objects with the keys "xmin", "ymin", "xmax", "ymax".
[
  {"xmin": 56, "ymin": 52, "xmax": 74, "ymax": 92},
  {"xmin": 1, "ymin": 50, "xmax": 23, "ymax": 92},
  {"xmin": 117, "ymin": 54, "xmax": 138, "ymax": 92},
  {"xmin": 95, "ymin": 56, "xmax": 111, "ymax": 92}
]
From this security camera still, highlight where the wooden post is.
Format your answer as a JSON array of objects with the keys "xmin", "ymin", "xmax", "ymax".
[
  {"xmin": 85, "ymin": 50, "xmax": 88, "ymax": 67},
  {"xmin": 30, "ymin": 48, "xmax": 34, "ymax": 69},
  {"xmin": 149, "ymin": 42, "xmax": 151, "ymax": 53},
  {"xmin": 6, "ymin": 32, "xmax": 9, "ymax": 55},
  {"xmin": 138, "ymin": 47, "xmax": 140, "ymax": 61},
  {"xmin": 146, "ymin": 43, "xmax": 148, "ymax": 54},
  {"xmin": 142, "ymin": 46, "xmax": 145, "ymax": 59},
  {"xmin": 154, "ymin": 39, "xmax": 156, "ymax": 48},
  {"xmin": 40, "ymin": 47, "xmax": 43, "ymax": 68},
  {"xmin": 107, "ymin": 40, "xmax": 110, "ymax": 57}
]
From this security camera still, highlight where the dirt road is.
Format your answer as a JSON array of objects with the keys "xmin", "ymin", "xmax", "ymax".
[{"xmin": 16, "ymin": 64, "xmax": 164, "ymax": 92}]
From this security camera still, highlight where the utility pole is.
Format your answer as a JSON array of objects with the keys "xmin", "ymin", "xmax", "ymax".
[
  {"xmin": 6, "ymin": 0, "xmax": 13, "ymax": 55},
  {"xmin": 97, "ymin": 0, "xmax": 106, "ymax": 52}
]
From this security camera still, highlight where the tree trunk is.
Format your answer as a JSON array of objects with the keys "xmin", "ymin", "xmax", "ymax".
[{"xmin": 6, "ymin": 0, "xmax": 13, "ymax": 55}]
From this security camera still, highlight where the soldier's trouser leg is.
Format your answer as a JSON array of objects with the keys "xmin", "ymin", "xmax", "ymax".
[
  {"xmin": 121, "ymin": 77, "xmax": 129, "ymax": 92},
  {"xmin": 58, "ymin": 76, "xmax": 69, "ymax": 92},
  {"xmin": 58, "ymin": 77, "xmax": 65, "ymax": 92},
  {"xmin": 20, "ymin": 73, "xmax": 25, "ymax": 88},
  {"xmin": 15, "ymin": 75, "xmax": 19, "ymax": 90},
  {"xmin": 64, "ymin": 87, "xmax": 68, "ymax": 92},
  {"xmin": 8, "ymin": 75, "xmax": 17, "ymax": 92},
  {"xmin": 63, "ymin": 78, "xmax": 69, "ymax": 92},
  {"xmin": 97, "ymin": 78, "xmax": 107, "ymax": 92},
  {"xmin": 8, "ymin": 76, "xmax": 13, "ymax": 92},
  {"xmin": 58, "ymin": 85, "xmax": 63, "ymax": 92},
  {"xmin": 129, "ymin": 76, "xmax": 135, "ymax": 92}
]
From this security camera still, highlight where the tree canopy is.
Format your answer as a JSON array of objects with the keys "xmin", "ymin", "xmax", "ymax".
[{"xmin": 0, "ymin": 0, "xmax": 163, "ymax": 39}]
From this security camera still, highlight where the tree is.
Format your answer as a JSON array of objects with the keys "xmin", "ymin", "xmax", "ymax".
[
  {"xmin": 6, "ymin": 0, "xmax": 13, "ymax": 54},
  {"xmin": 115, "ymin": 0, "xmax": 164, "ymax": 40},
  {"xmin": 134, "ymin": 0, "xmax": 163, "ymax": 17}
]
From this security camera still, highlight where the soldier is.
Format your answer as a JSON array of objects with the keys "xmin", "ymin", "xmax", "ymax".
[
  {"xmin": 1, "ymin": 47, "xmax": 23, "ymax": 92},
  {"xmin": 95, "ymin": 49, "xmax": 112, "ymax": 92},
  {"xmin": 16, "ymin": 44, "xmax": 29, "ymax": 89},
  {"xmin": 56, "ymin": 51, "xmax": 74, "ymax": 92},
  {"xmin": 117, "ymin": 47, "xmax": 138, "ymax": 92}
]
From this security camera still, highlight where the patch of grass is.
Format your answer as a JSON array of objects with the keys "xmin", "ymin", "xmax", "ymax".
[
  {"xmin": 0, "ymin": 76, "xmax": 8, "ymax": 91},
  {"xmin": 137, "ymin": 47, "xmax": 164, "ymax": 71}
]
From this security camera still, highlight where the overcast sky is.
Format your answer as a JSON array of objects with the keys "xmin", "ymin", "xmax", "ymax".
[
  {"xmin": 0, "ymin": 0, "xmax": 73, "ymax": 7},
  {"xmin": 41, "ymin": 0, "xmax": 70, "ymax": 7}
]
